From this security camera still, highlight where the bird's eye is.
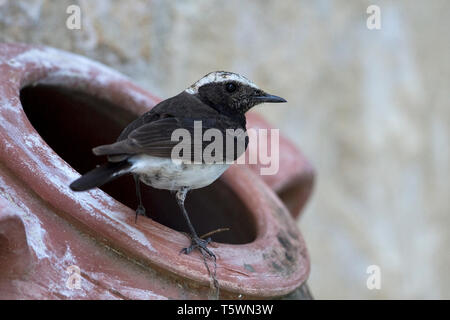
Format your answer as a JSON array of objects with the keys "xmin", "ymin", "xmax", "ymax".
[{"xmin": 225, "ymin": 82, "xmax": 237, "ymax": 93}]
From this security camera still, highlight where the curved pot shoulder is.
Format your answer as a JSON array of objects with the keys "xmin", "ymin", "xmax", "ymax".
[{"xmin": 0, "ymin": 43, "xmax": 310, "ymax": 299}]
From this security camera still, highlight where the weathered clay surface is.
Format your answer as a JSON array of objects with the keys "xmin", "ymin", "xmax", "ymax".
[{"xmin": 0, "ymin": 43, "xmax": 311, "ymax": 299}]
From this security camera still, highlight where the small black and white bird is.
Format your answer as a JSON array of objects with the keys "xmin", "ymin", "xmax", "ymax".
[{"xmin": 70, "ymin": 71, "xmax": 286, "ymax": 258}]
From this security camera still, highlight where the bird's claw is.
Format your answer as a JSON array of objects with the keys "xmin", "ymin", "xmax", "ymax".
[
  {"xmin": 135, "ymin": 205, "xmax": 146, "ymax": 223},
  {"xmin": 180, "ymin": 236, "xmax": 215, "ymax": 259}
]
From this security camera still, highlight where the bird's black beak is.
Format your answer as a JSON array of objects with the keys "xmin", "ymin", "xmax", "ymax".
[{"xmin": 253, "ymin": 92, "xmax": 287, "ymax": 103}]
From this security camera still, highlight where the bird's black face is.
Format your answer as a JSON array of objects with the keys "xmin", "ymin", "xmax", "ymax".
[{"xmin": 191, "ymin": 73, "xmax": 286, "ymax": 116}]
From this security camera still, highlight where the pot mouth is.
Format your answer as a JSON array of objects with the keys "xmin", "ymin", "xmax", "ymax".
[{"xmin": 20, "ymin": 84, "xmax": 257, "ymax": 245}]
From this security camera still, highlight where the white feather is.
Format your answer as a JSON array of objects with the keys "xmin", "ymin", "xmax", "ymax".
[
  {"xmin": 185, "ymin": 71, "xmax": 259, "ymax": 94},
  {"xmin": 129, "ymin": 155, "xmax": 230, "ymax": 190}
]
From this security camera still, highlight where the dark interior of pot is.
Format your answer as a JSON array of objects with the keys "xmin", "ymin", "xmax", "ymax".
[{"xmin": 20, "ymin": 85, "xmax": 257, "ymax": 244}]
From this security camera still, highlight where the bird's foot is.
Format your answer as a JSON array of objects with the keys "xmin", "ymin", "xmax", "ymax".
[
  {"xmin": 180, "ymin": 235, "xmax": 216, "ymax": 260},
  {"xmin": 134, "ymin": 205, "xmax": 146, "ymax": 223}
]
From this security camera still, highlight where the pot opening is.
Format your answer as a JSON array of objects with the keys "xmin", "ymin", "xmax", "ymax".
[{"xmin": 20, "ymin": 84, "xmax": 257, "ymax": 244}]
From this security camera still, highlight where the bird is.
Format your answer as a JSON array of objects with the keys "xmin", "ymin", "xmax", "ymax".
[{"xmin": 69, "ymin": 71, "xmax": 286, "ymax": 259}]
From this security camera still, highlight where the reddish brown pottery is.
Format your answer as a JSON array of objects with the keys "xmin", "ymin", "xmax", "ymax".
[
  {"xmin": 245, "ymin": 113, "xmax": 315, "ymax": 218},
  {"xmin": 0, "ymin": 43, "xmax": 312, "ymax": 299}
]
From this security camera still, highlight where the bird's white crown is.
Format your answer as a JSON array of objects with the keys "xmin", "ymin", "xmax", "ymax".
[{"xmin": 185, "ymin": 71, "xmax": 258, "ymax": 94}]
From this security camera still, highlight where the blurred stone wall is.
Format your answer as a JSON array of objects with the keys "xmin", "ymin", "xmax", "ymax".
[{"xmin": 1, "ymin": 0, "xmax": 448, "ymax": 299}]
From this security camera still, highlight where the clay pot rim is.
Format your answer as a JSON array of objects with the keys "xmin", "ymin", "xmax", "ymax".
[{"xmin": 0, "ymin": 43, "xmax": 309, "ymax": 297}]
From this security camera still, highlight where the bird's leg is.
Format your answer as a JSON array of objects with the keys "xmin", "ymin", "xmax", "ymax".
[
  {"xmin": 176, "ymin": 187, "xmax": 215, "ymax": 259},
  {"xmin": 133, "ymin": 174, "xmax": 146, "ymax": 223}
]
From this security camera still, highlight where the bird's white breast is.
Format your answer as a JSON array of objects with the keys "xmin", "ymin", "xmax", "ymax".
[{"xmin": 129, "ymin": 155, "xmax": 230, "ymax": 191}]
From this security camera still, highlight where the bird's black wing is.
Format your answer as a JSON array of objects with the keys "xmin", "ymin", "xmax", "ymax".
[
  {"xmin": 93, "ymin": 91, "xmax": 247, "ymax": 162},
  {"xmin": 115, "ymin": 91, "xmax": 220, "ymax": 142},
  {"xmin": 93, "ymin": 116, "xmax": 248, "ymax": 163}
]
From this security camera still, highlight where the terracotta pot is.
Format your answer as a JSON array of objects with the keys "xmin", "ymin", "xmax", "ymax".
[
  {"xmin": 245, "ymin": 113, "xmax": 315, "ymax": 218},
  {"xmin": 0, "ymin": 43, "xmax": 311, "ymax": 299}
]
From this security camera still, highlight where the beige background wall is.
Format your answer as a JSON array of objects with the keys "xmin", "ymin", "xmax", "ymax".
[{"xmin": 1, "ymin": 0, "xmax": 448, "ymax": 299}]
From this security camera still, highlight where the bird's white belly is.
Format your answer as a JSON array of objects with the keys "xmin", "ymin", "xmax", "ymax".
[{"xmin": 129, "ymin": 155, "xmax": 230, "ymax": 190}]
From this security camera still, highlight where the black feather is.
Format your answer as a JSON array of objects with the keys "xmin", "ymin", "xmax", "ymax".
[
  {"xmin": 70, "ymin": 161, "xmax": 132, "ymax": 191},
  {"xmin": 92, "ymin": 115, "xmax": 247, "ymax": 162}
]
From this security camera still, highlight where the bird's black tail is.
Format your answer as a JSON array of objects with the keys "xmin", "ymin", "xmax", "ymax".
[{"xmin": 70, "ymin": 160, "xmax": 132, "ymax": 192}]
